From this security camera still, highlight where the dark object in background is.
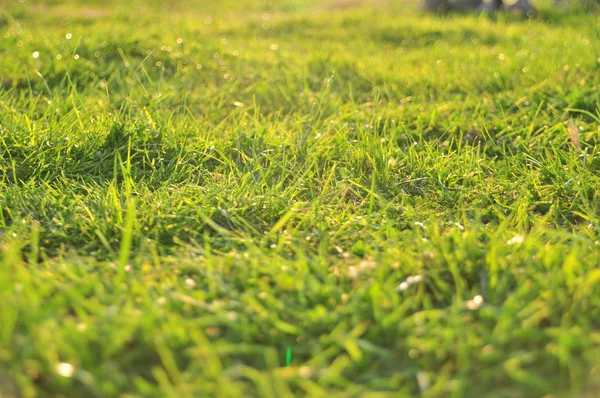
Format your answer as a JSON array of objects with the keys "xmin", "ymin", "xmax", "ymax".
[
  {"xmin": 421, "ymin": 0, "xmax": 498, "ymax": 12},
  {"xmin": 503, "ymin": 0, "xmax": 536, "ymax": 15},
  {"xmin": 422, "ymin": 0, "xmax": 535, "ymax": 16}
]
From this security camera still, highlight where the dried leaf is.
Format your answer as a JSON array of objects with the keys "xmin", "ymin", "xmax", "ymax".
[{"xmin": 567, "ymin": 122, "xmax": 581, "ymax": 149}]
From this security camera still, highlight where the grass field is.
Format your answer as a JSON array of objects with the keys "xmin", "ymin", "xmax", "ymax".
[{"xmin": 1, "ymin": 0, "xmax": 600, "ymax": 396}]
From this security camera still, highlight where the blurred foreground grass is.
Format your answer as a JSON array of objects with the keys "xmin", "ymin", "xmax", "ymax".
[{"xmin": 1, "ymin": 0, "xmax": 600, "ymax": 396}]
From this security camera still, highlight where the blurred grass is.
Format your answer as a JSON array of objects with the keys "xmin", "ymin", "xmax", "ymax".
[{"xmin": 1, "ymin": 0, "xmax": 600, "ymax": 396}]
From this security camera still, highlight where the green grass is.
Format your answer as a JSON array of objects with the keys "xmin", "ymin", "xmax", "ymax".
[{"xmin": 1, "ymin": 0, "xmax": 600, "ymax": 396}]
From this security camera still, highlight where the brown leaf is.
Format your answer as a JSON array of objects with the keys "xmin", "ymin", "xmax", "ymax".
[{"xmin": 567, "ymin": 122, "xmax": 581, "ymax": 149}]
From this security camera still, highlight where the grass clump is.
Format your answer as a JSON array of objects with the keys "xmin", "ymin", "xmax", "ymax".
[{"xmin": 1, "ymin": 0, "xmax": 599, "ymax": 396}]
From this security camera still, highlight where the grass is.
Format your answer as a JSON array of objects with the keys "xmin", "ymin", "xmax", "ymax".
[{"xmin": 0, "ymin": 0, "xmax": 599, "ymax": 396}]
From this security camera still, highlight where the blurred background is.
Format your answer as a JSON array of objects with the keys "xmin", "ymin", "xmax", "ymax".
[{"xmin": 0, "ymin": 0, "xmax": 598, "ymax": 14}]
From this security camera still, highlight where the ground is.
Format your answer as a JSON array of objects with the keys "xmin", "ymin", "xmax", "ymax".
[{"xmin": 0, "ymin": 0, "xmax": 599, "ymax": 396}]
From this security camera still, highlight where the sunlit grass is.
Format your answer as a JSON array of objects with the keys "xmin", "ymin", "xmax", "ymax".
[{"xmin": 1, "ymin": 1, "xmax": 599, "ymax": 396}]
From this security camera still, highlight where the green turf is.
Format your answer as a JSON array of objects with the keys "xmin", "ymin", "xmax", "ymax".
[{"xmin": 1, "ymin": 0, "xmax": 600, "ymax": 396}]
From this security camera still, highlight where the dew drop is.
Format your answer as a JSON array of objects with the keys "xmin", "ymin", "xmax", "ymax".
[
  {"xmin": 185, "ymin": 278, "xmax": 196, "ymax": 288},
  {"xmin": 55, "ymin": 362, "xmax": 75, "ymax": 377}
]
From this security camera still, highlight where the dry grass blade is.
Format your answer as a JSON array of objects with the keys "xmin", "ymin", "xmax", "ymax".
[{"xmin": 567, "ymin": 122, "xmax": 581, "ymax": 149}]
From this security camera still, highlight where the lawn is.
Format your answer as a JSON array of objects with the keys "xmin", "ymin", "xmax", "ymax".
[{"xmin": 1, "ymin": 0, "xmax": 599, "ymax": 396}]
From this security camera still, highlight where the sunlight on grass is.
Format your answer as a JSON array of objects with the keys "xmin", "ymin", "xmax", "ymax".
[{"xmin": 0, "ymin": 0, "xmax": 599, "ymax": 396}]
